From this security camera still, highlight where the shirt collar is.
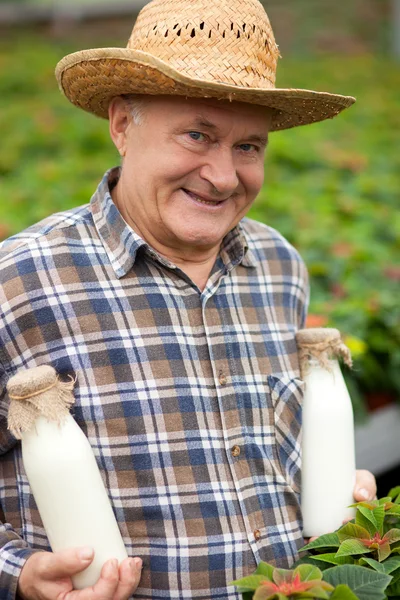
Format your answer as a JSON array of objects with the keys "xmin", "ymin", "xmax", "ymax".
[{"xmin": 91, "ymin": 167, "xmax": 256, "ymax": 278}]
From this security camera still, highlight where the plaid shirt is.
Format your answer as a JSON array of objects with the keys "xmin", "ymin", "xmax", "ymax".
[{"xmin": 0, "ymin": 167, "xmax": 309, "ymax": 600}]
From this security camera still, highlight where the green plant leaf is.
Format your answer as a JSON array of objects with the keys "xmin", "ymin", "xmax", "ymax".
[
  {"xmin": 231, "ymin": 574, "xmax": 269, "ymax": 590},
  {"xmin": 389, "ymin": 566, "xmax": 400, "ymax": 585},
  {"xmin": 273, "ymin": 568, "xmax": 294, "ymax": 585},
  {"xmin": 329, "ymin": 584, "xmax": 361, "ymax": 600},
  {"xmin": 338, "ymin": 524, "xmax": 371, "ymax": 542},
  {"xmin": 381, "ymin": 556, "xmax": 400, "ymax": 574},
  {"xmin": 294, "ymin": 556, "xmax": 335, "ymax": 572},
  {"xmin": 386, "ymin": 506, "xmax": 400, "ymax": 516},
  {"xmin": 388, "ymin": 487, "xmax": 400, "ymax": 503},
  {"xmin": 323, "ymin": 565, "xmax": 392, "ymax": 600},
  {"xmin": 306, "ymin": 553, "xmax": 355, "ymax": 566},
  {"xmin": 384, "ymin": 530, "xmax": 400, "ymax": 544},
  {"xmin": 303, "ymin": 587, "xmax": 331, "ymax": 599},
  {"xmin": 386, "ymin": 578, "xmax": 400, "ymax": 597},
  {"xmin": 356, "ymin": 509, "xmax": 379, "ymax": 537},
  {"xmin": 358, "ymin": 557, "xmax": 386, "ymax": 572},
  {"xmin": 255, "ymin": 562, "xmax": 275, "ymax": 580},
  {"xmin": 294, "ymin": 564, "xmax": 323, "ymax": 581},
  {"xmin": 377, "ymin": 540, "xmax": 391, "ymax": 562},
  {"xmin": 379, "ymin": 497, "xmax": 393, "ymax": 506},
  {"xmin": 253, "ymin": 587, "xmax": 284, "ymax": 600},
  {"xmin": 337, "ymin": 540, "xmax": 371, "ymax": 557},
  {"xmin": 252, "ymin": 585, "xmax": 278, "ymax": 600},
  {"xmin": 358, "ymin": 505, "xmax": 385, "ymax": 535},
  {"xmin": 349, "ymin": 501, "xmax": 379, "ymax": 510},
  {"xmin": 301, "ymin": 533, "xmax": 340, "ymax": 552}
]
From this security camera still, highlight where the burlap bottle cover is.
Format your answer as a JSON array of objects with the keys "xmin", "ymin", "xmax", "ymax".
[
  {"xmin": 296, "ymin": 328, "xmax": 352, "ymax": 375},
  {"xmin": 7, "ymin": 365, "xmax": 76, "ymax": 440}
]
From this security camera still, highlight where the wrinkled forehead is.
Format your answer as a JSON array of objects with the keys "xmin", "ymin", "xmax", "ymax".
[{"xmin": 135, "ymin": 94, "xmax": 273, "ymax": 131}]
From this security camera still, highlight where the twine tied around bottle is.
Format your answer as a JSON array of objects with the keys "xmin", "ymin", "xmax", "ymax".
[
  {"xmin": 296, "ymin": 327, "xmax": 352, "ymax": 375},
  {"xmin": 7, "ymin": 365, "xmax": 76, "ymax": 439}
]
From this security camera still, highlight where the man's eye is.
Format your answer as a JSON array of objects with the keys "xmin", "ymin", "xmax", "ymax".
[
  {"xmin": 188, "ymin": 131, "xmax": 206, "ymax": 141},
  {"xmin": 239, "ymin": 143, "xmax": 257, "ymax": 152}
]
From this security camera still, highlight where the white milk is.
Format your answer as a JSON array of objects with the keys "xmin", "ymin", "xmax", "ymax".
[
  {"xmin": 21, "ymin": 415, "xmax": 128, "ymax": 589},
  {"xmin": 301, "ymin": 359, "xmax": 356, "ymax": 537}
]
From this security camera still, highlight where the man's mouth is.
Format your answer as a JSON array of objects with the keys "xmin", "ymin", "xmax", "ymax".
[{"xmin": 182, "ymin": 188, "xmax": 225, "ymax": 206}]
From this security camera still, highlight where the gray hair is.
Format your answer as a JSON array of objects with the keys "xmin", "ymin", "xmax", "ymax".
[{"xmin": 122, "ymin": 94, "xmax": 147, "ymax": 125}]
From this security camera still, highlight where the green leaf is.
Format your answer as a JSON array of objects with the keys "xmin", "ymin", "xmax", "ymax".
[
  {"xmin": 329, "ymin": 584, "xmax": 361, "ymax": 600},
  {"xmin": 356, "ymin": 509, "xmax": 379, "ymax": 537},
  {"xmin": 359, "ymin": 557, "xmax": 387, "ymax": 572},
  {"xmin": 306, "ymin": 553, "xmax": 355, "ymax": 566},
  {"xmin": 336, "ymin": 539, "xmax": 371, "ymax": 557},
  {"xmin": 386, "ymin": 506, "xmax": 400, "ymax": 516},
  {"xmin": 253, "ymin": 587, "xmax": 283, "ymax": 600},
  {"xmin": 231, "ymin": 574, "xmax": 269, "ymax": 590},
  {"xmin": 301, "ymin": 533, "xmax": 340, "ymax": 552},
  {"xmin": 384, "ymin": 530, "xmax": 400, "ymax": 544},
  {"xmin": 388, "ymin": 487, "xmax": 400, "ymax": 503},
  {"xmin": 389, "ymin": 566, "xmax": 400, "ymax": 584},
  {"xmin": 294, "ymin": 564, "xmax": 323, "ymax": 581},
  {"xmin": 377, "ymin": 540, "xmax": 391, "ymax": 562},
  {"xmin": 378, "ymin": 497, "xmax": 393, "ymax": 506},
  {"xmin": 273, "ymin": 568, "xmax": 294, "ymax": 585},
  {"xmin": 323, "ymin": 565, "xmax": 392, "ymax": 600},
  {"xmin": 380, "ymin": 556, "xmax": 400, "ymax": 574},
  {"xmin": 303, "ymin": 587, "xmax": 331, "ymax": 599},
  {"xmin": 294, "ymin": 556, "xmax": 335, "ymax": 572},
  {"xmin": 338, "ymin": 523, "xmax": 371, "ymax": 542},
  {"xmin": 253, "ymin": 585, "xmax": 277, "ymax": 600},
  {"xmin": 255, "ymin": 562, "xmax": 275, "ymax": 580},
  {"xmin": 358, "ymin": 505, "xmax": 385, "ymax": 535},
  {"xmin": 349, "ymin": 501, "xmax": 379, "ymax": 510},
  {"xmin": 386, "ymin": 578, "xmax": 400, "ymax": 597}
]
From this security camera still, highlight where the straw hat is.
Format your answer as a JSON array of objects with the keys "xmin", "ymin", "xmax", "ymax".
[{"xmin": 55, "ymin": 0, "xmax": 355, "ymax": 131}]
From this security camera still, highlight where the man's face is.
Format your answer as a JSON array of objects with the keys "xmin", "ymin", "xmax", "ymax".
[{"xmin": 112, "ymin": 96, "xmax": 271, "ymax": 255}]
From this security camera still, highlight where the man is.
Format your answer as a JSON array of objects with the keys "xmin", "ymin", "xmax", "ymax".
[{"xmin": 0, "ymin": 0, "xmax": 376, "ymax": 599}]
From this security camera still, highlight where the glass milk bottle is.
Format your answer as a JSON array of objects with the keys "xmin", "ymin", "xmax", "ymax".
[
  {"xmin": 7, "ymin": 365, "xmax": 128, "ymax": 589},
  {"xmin": 296, "ymin": 328, "xmax": 356, "ymax": 537}
]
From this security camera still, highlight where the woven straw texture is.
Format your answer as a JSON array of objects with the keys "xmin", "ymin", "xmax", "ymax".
[
  {"xmin": 296, "ymin": 328, "xmax": 353, "ymax": 372},
  {"xmin": 7, "ymin": 365, "xmax": 75, "ymax": 439},
  {"xmin": 56, "ymin": 0, "xmax": 355, "ymax": 131}
]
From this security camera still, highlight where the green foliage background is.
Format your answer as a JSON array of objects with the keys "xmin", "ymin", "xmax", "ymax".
[{"xmin": 0, "ymin": 33, "xmax": 399, "ymax": 417}]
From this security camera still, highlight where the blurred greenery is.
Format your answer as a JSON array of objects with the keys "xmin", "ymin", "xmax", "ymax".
[{"xmin": 0, "ymin": 34, "xmax": 399, "ymax": 419}]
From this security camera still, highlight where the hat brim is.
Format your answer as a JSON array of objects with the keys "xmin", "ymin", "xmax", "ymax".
[{"xmin": 56, "ymin": 48, "xmax": 355, "ymax": 131}]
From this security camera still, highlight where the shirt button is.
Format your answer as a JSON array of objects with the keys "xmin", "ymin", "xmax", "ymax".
[
  {"xmin": 231, "ymin": 445, "xmax": 241, "ymax": 457},
  {"xmin": 218, "ymin": 371, "xmax": 228, "ymax": 386},
  {"xmin": 254, "ymin": 529, "xmax": 261, "ymax": 541}
]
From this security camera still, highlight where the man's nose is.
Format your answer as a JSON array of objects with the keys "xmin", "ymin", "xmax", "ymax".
[{"xmin": 199, "ymin": 150, "xmax": 239, "ymax": 196}]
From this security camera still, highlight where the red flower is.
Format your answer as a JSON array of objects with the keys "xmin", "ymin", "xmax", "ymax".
[{"xmin": 254, "ymin": 570, "xmax": 333, "ymax": 599}]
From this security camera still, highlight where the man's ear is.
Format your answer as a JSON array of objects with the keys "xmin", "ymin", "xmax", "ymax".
[{"xmin": 109, "ymin": 97, "xmax": 131, "ymax": 158}]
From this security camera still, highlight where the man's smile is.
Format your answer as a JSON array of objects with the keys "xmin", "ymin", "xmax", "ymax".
[{"xmin": 181, "ymin": 188, "xmax": 227, "ymax": 207}]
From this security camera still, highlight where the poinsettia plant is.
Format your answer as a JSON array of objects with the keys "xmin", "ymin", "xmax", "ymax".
[
  {"xmin": 299, "ymin": 486, "xmax": 400, "ymax": 598},
  {"xmin": 231, "ymin": 562, "xmax": 356, "ymax": 600},
  {"xmin": 232, "ymin": 487, "xmax": 400, "ymax": 600}
]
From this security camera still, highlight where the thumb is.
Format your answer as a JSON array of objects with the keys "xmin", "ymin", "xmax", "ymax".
[{"xmin": 42, "ymin": 547, "xmax": 94, "ymax": 580}]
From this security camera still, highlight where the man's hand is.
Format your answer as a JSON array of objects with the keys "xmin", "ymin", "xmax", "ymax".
[
  {"xmin": 353, "ymin": 468, "xmax": 377, "ymax": 503},
  {"xmin": 17, "ymin": 546, "xmax": 142, "ymax": 600},
  {"xmin": 306, "ymin": 469, "xmax": 377, "ymax": 544}
]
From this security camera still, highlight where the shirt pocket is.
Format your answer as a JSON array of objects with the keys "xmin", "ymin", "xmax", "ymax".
[{"xmin": 267, "ymin": 374, "xmax": 304, "ymax": 494}]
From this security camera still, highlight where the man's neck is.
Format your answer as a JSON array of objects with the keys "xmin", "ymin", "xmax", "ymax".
[
  {"xmin": 112, "ymin": 183, "xmax": 219, "ymax": 291},
  {"xmin": 157, "ymin": 250, "xmax": 219, "ymax": 291}
]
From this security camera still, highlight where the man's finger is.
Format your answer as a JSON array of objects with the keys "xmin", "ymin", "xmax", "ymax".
[
  {"xmin": 65, "ymin": 558, "xmax": 120, "ymax": 600},
  {"xmin": 354, "ymin": 469, "xmax": 377, "ymax": 502},
  {"xmin": 114, "ymin": 557, "xmax": 142, "ymax": 600},
  {"xmin": 39, "ymin": 547, "xmax": 94, "ymax": 580}
]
